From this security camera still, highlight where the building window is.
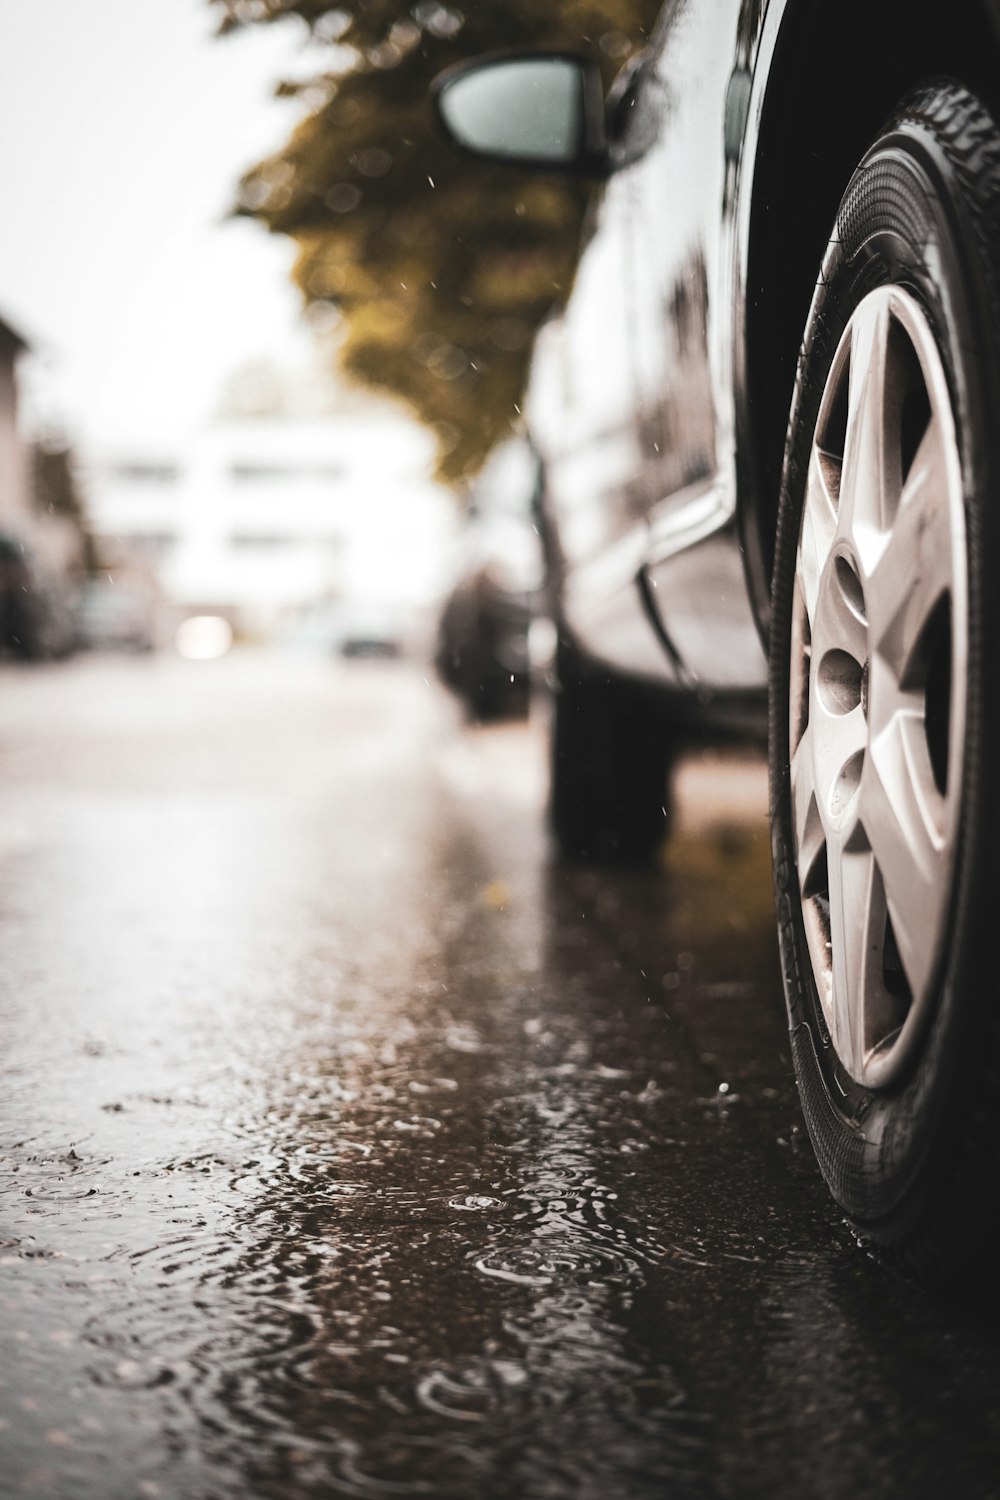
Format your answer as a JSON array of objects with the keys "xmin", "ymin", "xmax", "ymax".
[
  {"xmin": 115, "ymin": 532, "xmax": 176, "ymax": 559},
  {"xmin": 229, "ymin": 463, "xmax": 346, "ymax": 484},
  {"xmin": 230, "ymin": 533, "xmax": 294, "ymax": 551},
  {"xmin": 111, "ymin": 463, "xmax": 179, "ymax": 484}
]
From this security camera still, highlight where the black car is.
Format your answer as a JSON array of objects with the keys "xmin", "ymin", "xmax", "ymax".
[
  {"xmin": 0, "ymin": 532, "xmax": 75, "ymax": 661},
  {"xmin": 435, "ymin": 2, "xmax": 1000, "ymax": 1282},
  {"xmin": 435, "ymin": 436, "xmax": 544, "ymax": 720}
]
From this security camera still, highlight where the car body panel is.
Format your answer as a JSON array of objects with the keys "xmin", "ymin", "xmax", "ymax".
[
  {"xmin": 510, "ymin": 0, "xmax": 1000, "ymax": 702},
  {"xmin": 527, "ymin": 0, "xmax": 774, "ymax": 692}
]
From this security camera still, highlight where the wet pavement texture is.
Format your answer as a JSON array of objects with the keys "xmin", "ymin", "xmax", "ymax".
[{"xmin": 2, "ymin": 653, "xmax": 1000, "ymax": 1500}]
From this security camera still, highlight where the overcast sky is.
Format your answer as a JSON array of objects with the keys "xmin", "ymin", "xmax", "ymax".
[{"xmin": 0, "ymin": 0, "xmax": 318, "ymax": 451}]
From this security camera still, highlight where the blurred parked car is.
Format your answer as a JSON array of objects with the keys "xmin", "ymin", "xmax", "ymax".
[
  {"xmin": 75, "ymin": 578, "xmax": 157, "ymax": 653},
  {"xmin": 435, "ymin": 3, "xmax": 1000, "ymax": 1281},
  {"xmin": 0, "ymin": 532, "xmax": 76, "ymax": 661},
  {"xmin": 435, "ymin": 436, "xmax": 544, "ymax": 720},
  {"xmin": 338, "ymin": 596, "xmax": 412, "ymax": 658},
  {"xmin": 279, "ymin": 597, "xmax": 416, "ymax": 659}
]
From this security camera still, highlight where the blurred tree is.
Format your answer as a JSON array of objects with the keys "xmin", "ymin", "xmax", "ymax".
[{"xmin": 211, "ymin": 0, "xmax": 660, "ymax": 481}]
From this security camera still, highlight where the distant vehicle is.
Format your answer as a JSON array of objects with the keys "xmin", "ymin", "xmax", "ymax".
[
  {"xmin": 435, "ymin": 3, "xmax": 1000, "ymax": 1282},
  {"xmin": 279, "ymin": 597, "xmax": 415, "ymax": 659},
  {"xmin": 0, "ymin": 532, "xmax": 76, "ymax": 661},
  {"xmin": 435, "ymin": 436, "xmax": 544, "ymax": 720},
  {"xmin": 336, "ymin": 597, "xmax": 408, "ymax": 659},
  {"xmin": 75, "ymin": 578, "xmax": 157, "ymax": 653}
]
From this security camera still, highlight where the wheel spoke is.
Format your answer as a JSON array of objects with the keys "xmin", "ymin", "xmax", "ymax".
[
  {"xmin": 840, "ymin": 293, "xmax": 893, "ymax": 559},
  {"xmin": 868, "ymin": 414, "xmax": 955, "ymax": 681},
  {"xmin": 859, "ymin": 718, "xmax": 946, "ymax": 1002},
  {"xmin": 790, "ymin": 724, "xmax": 825, "ymax": 889},
  {"xmin": 801, "ymin": 692, "xmax": 868, "ymax": 836},
  {"xmin": 827, "ymin": 832, "xmax": 884, "ymax": 1078},
  {"xmin": 810, "ymin": 551, "xmax": 869, "ymax": 670},
  {"xmin": 797, "ymin": 446, "xmax": 839, "ymax": 624}
]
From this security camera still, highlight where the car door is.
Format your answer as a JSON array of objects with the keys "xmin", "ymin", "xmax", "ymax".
[
  {"xmin": 622, "ymin": 0, "xmax": 768, "ymax": 690},
  {"xmin": 528, "ymin": 161, "xmax": 678, "ymax": 681}
]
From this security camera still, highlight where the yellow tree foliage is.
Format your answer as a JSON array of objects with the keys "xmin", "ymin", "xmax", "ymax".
[{"xmin": 212, "ymin": 1, "xmax": 660, "ymax": 480}]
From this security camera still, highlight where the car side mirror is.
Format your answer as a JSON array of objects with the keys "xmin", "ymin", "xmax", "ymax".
[{"xmin": 433, "ymin": 53, "xmax": 608, "ymax": 176}]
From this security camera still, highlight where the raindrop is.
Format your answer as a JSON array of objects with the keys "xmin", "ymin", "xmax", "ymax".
[
  {"xmin": 472, "ymin": 1238, "xmax": 644, "ymax": 1287},
  {"xmin": 367, "ymin": 41, "xmax": 404, "ymax": 68},
  {"xmin": 427, "ymin": 344, "xmax": 469, "ymax": 381},
  {"xmin": 390, "ymin": 19, "xmax": 421, "ymax": 48},
  {"xmin": 600, "ymin": 30, "xmax": 633, "ymax": 57},
  {"xmin": 314, "ymin": 10, "xmax": 352, "ymax": 42},
  {"xmin": 325, "ymin": 183, "xmax": 362, "ymax": 214},
  {"xmin": 489, "ymin": 317, "xmax": 529, "ymax": 352},
  {"xmin": 352, "ymin": 147, "xmax": 393, "ymax": 177},
  {"xmin": 414, "ymin": 3, "xmax": 464, "ymax": 38}
]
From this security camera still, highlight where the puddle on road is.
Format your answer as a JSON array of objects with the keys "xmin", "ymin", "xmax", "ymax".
[{"xmin": 2, "ymin": 663, "xmax": 1000, "ymax": 1498}]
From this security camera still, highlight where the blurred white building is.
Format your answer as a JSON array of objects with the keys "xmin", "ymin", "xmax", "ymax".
[{"xmin": 86, "ymin": 408, "xmax": 456, "ymax": 644}]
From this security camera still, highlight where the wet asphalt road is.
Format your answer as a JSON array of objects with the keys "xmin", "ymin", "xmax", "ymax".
[{"xmin": 2, "ymin": 652, "xmax": 1000, "ymax": 1500}]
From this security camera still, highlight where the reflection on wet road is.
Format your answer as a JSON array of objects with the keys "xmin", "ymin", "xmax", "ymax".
[{"xmin": 2, "ymin": 654, "xmax": 1000, "ymax": 1498}]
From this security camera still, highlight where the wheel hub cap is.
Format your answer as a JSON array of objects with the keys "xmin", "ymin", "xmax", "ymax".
[{"xmin": 788, "ymin": 286, "xmax": 967, "ymax": 1089}]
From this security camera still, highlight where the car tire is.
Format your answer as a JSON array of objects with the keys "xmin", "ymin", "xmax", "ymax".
[
  {"xmin": 469, "ymin": 668, "xmax": 530, "ymax": 723},
  {"xmin": 769, "ymin": 80, "xmax": 1000, "ymax": 1281},
  {"xmin": 550, "ymin": 633, "xmax": 673, "ymax": 863}
]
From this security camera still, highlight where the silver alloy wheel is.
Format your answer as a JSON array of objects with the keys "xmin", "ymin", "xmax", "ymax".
[{"xmin": 788, "ymin": 285, "xmax": 968, "ymax": 1089}]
